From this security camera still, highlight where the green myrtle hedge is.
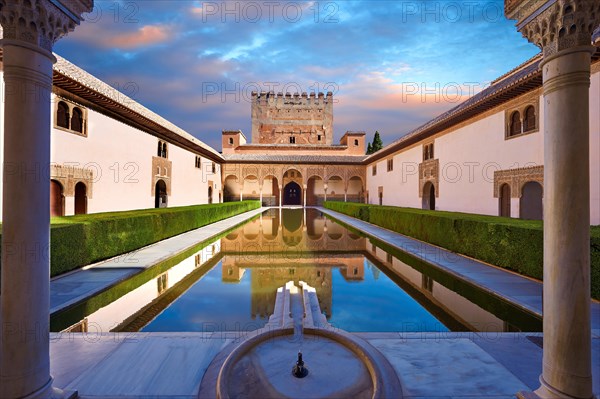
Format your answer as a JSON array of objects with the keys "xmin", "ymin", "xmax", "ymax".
[
  {"xmin": 324, "ymin": 201, "xmax": 600, "ymax": 299},
  {"xmin": 0, "ymin": 201, "xmax": 260, "ymax": 277}
]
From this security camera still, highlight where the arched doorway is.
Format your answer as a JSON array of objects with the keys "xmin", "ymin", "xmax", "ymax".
[
  {"xmin": 50, "ymin": 180, "xmax": 64, "ymax": 217},
  {"xmin": 520, "ymin": 181, "xmax": 543, "ymax": 220},
  {"xmin": 422, "ymin": 182, "xmax": 435, "ymax": 210},
  {"xmin": 283, "ymin": 182, "xmax": 302, "ymax": 205},
  {"xmin": 74, "ymin": 182, "xmax": 87, "ymax": 215},
  {"xmin": 208, "ymin": 186, "xmax": 213, "ymax": 204},
  {"xmin": 155, "ymin": 179, "xmax": 168, "ymax": 208},
  {"xmin": 499, "ymin": 183, "xmax": 511, "ymax": 217}
]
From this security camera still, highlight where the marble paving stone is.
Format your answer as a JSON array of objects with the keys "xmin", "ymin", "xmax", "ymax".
[
  {"xmin": 64, "ymin": 336, "xmax": 232, "ymax": 396},
  {"xmin": 50, "ymin": 334, "xmax": 125, "ymax": 389},
  {"xmin": 367, "ymin": 338, "xmax": 530, "ymax": 397},
  {"xmin": 471, "ymin": 334, "xmax": 542, "ymax": 390}
]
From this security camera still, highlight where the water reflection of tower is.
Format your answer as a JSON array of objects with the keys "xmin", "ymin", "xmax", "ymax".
[
  {"xmin": 250, "ymin": 265, "xmax": 333, "ymax": 319},
  {"xmin": 340, "ymin": 257, "xmax": 365, "ymax": 281},
  {"xmin": 221, "ymin": 258, "xmax": 246, "ymax": 282}
]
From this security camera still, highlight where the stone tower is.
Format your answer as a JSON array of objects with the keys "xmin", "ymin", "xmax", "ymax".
[{"xmin": 251, "ymin": 91, "xmax": 334, "ymax": 145}]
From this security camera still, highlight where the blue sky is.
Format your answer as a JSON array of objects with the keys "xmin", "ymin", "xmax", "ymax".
[{"xmin": 55, "ymin": 0, "xmax": 540, "ymax": 150}]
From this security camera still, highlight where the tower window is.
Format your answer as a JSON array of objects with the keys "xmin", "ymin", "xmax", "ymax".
[
  {"xmin": 318, "ymin": 135, "xmax": 322, "ymax": 141},
  {"xmin": 290, "ymin": 136, "xmax": 296, "ymax": 144}
]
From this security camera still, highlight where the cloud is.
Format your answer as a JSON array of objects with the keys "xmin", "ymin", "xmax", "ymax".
[
  {"xmin": 105, "ymin": 25, "xmax": 171, "ymax": 49},
  {"xmin": 54, "ymin": 0, "xmax": 541, "ymax": 150}
]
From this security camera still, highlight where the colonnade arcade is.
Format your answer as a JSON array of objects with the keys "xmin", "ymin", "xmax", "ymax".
[{"xmin": 222, "ymin": 164, "xmax": 366, "ymax": 206}]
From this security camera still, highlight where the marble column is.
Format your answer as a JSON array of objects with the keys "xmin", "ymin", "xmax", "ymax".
[
  {"xmin": 239, "ymin": 186, "xmax": 243, "ymax": 202},
  {"xmin": 505, "ymin": 1, "xmax": 599, "ymax": 398},
  {"xmin": 279, "ymin": 186, "xmax": 282, "ymax": 207},
  {"xmin": 303, "ymin": 184, "xmax": 307, "ymax": 207},
  {"xmin": 0, "ymin": 1, "xmax": 93, "ymax": 398},
  {"xmin": 324, "ymin": 184, "xmax": 328, "ymax": 202},
  {"xmin": 259, "ymin": 186, "xmax": 263, "ymax": 206},
  {"xmin": 344, "ymin": 190, "xmax": 348, "ymax": 202}
]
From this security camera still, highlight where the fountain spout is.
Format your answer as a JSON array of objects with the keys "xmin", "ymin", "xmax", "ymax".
[{"xmin": 292, "ymin": 351, "xmax": 309, "ymax": 378}]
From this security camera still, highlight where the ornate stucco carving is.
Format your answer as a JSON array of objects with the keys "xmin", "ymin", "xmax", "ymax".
[
  {"xmin": 0, "ymin": 0, "xmax": 93, "ymax": 51},
  {"xmin": 51, "ymin": 163, "xmax": 94, "ymax": 198},
  {"xmin": 507, "ymin": 0, "xmax": 600, "ymax": 57},
  {"xmin": 418, "ymin": 159, "xmax": 439, "ymax": 198},
  {"xmin": 494, "ymin": 165, "xmax": 544, "ymax": 198}
]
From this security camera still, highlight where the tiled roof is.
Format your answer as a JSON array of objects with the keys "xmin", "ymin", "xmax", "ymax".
[
  {"xmin": 52, "ymin": 54, "xmax": 223, "ymax": 161},
  {"xmin": 222, "ymin": 154, "xmax": 367, "ymax": 163}
]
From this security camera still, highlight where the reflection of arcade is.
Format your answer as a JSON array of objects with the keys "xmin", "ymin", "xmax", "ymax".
[
  {"xmin": 221, "ymin": 254, "xmax": 366, "ymax": 321},
  {"xmin": 221, "ymin": 208, "xmax": 366, "ymax": 253}
]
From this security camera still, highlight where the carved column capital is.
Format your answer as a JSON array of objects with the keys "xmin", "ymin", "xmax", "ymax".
[
  {"xmin": 506, "ymin": 0, "xmax": 600, "ymax": 57},
  {"xmin": 0, "ymin": 0, "xmax": 93, "ymax": 51}
]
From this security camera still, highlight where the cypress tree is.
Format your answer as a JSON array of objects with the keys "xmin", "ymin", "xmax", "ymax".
[{"xmin": 372, "ymin": 131, "xmax": 383, "ymax": 152}]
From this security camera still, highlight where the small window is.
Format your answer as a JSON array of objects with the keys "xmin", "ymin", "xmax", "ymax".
[
  {"xmin": 57, "ymin": 101, "xmax": 70, "ymax": 129},
  {"xmin": 318, "ymin": 135, "xmax": 321, "ymax": 141},
  {"xmin": 162, "ymin": 142, "xmax": 168, "ymax": 158},
  {"xmin": 387, "ymin": 159, "xmax": 393, "ymax": 172},
  {"xmin": 510, "ymin": 111, "xmax": 522, "ymax": 136},
  {"xmin": 212, "ymin": 162, "xmax": 216, "ymax": 174},
  {"xmin": 157, "ymin": 141, "xmax": 163, "ymax": 157},
  {"xmin": 523, "ymin": 106, "xmax": 536, "ymax": 132},
  {"xmin": 71, "ymin": 107, "xmax": 84, "ymax": 133},
  {"xmin": 423, "ymin": 143, "xmax": 434, "ymax": 161},
  {"xmin": 372, "ymin": 165, "xmax": 377, "ymax": 176},
  {"xmin": 354, "ymin": 139, "xmax": 359, "ymax": 146},
  {"xmin": 228, "ymin": 137, "xmax": 234, "ymax": 145},
  {"xmin": 290, "ymin": 136, "xmax": 296, "ymax": 144}
]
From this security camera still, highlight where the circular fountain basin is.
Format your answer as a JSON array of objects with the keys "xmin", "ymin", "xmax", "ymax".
[{"xmin": 204, "ymin": 328, "xmax": 402, "ymax": 399}]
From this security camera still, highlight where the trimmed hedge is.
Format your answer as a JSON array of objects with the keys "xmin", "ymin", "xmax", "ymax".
[
  {"xmin": 0, "ymin": 201, "xmax": 260, "ymax": 277},
  {"xmin": 324, "ymin": 201, "xmax": 600, "ymax": 300}
]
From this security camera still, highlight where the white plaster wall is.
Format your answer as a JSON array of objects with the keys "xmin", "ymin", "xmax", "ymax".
[
  {"xmin": 367, "ymin": 72, "xmax": 600, "ymax": 225},
  {"xmin": 366, "ymin": 146, "xmax": 422, "ymax": 207},
  {"xmin": 50, "ymin": 96, "xmax": 219, "ymax": 214},
  {"xmin": 435, "ymin": 109, "xmax": 543, "ymax": 216}
]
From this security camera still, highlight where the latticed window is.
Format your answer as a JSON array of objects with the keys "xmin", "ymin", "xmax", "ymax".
[
  {"xmin": 57, "ymin": 101, "xmax": 69, "ymax": 129},
  {"xmin": 523, "ymin": 106, "xmax": 536, "ymax": 132},
  {"xmin": 71, "ymin": 107, "xmax": 84, "ymax": 133},
  {"xmin": 510, "ymin": 111, "xmax": 522, "ymax": 136}
]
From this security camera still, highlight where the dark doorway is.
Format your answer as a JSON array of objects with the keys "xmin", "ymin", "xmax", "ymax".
[
  {"xmin": 283, "ymin": 182, "xmax": 301, "ymax": 205},
  {"xmin": 208, "ymin": 186, "xmax": 213, "ymax": 204},
  {"xmin": 74, "ymin": 182, "xmax": 87, "ymax": 215},
  {"xmin": 520, "ymin": 181, "xmax": 543, "ymax": 220},
  {"xmin": 155, "ymin": 180, "xmax": 168, "ymax": 208},
  {"xmin": 50, "ymin": 180, "xmax": 64, "ymax": 217},
  {"xmin": 499, "ymin": 183, "xmax": 511, "ymax": 217},
  {"xmin": 422, "ymin": 182, "xmax": 435, "ymax": 210}
]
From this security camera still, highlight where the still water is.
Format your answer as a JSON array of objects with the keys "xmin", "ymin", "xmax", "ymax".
[{"xmin": 54, "ymin": 208, "xmax": 540, "ymax": 333}]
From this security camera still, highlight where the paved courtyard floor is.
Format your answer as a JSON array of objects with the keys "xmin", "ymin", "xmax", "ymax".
[{"xmin": 48, "ymin": 207, "xmax": 599, "ymax": 397}]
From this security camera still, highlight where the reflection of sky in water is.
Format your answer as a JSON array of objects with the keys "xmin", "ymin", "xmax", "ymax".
[
  {"xmin": 143, "ymin": 263, "xmax": 268, "ymax": 332},
  {"xmin": 143, "ymin": 258, "xmax": 448, "ymax": 333},
  {"xmin": 328, "ymin": 261, "xmax": 448, "ymax": 332}
]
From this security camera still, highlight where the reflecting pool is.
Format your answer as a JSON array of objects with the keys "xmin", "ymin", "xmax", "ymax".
[{"xmin": 53, "ymin": 208, "xmax": 541, "ymax": 333}]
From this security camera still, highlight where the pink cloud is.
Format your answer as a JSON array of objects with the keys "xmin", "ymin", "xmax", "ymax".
[{"xmin": 106, "ymin": 25, "xmax": 170, "ymax": 49}]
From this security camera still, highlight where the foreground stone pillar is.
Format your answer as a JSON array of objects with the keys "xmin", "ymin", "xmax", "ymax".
[
  {"xmin": 0, "ymin": 2, "xmax": 93, "ymax": 398},
  {"xmin": 259, "ymin": 186, "xmax": 263, "ymax": 206},
  {"xmin": 506, "ymin": 1, "xmax": 599, "ymax": 398},
  {"xmin": 344, "ymin": 190, "xmax": 347, "ymax": 202}
]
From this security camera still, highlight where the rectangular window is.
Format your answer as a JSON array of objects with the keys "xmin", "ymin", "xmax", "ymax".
[
  {"xmin": 212, "ymin": 162, "xmax": 216, "ymax": 174},
  {"xmin": 387, "ymin": 159, "xmax": 393, "ymax": 172},
  {"xmin": 372, "ymin": 165, "xmax": 377, "ymax": 176},
  {"xmin": 423, "ymin": 143, "xmax": 434, "ymax": 161},
  {"xmin": 290, "ymin": 136, "xmax": 296, "ymax": 144},
  {"xmin": 318, "ymin": 135, "xmax": 321, "ymax": 141}
]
